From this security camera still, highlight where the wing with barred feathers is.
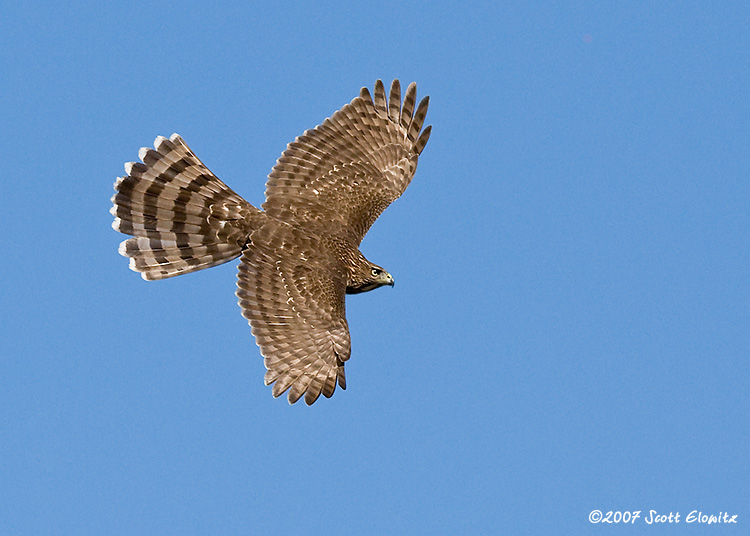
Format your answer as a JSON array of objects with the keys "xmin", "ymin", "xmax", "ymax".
[
  {"xmin": 262, "ymin": 79, "xmax": 431, "ymax": 245},
  {"xmin": 236, "ymin": 222, "xmax": 350, "ymax": 405}
]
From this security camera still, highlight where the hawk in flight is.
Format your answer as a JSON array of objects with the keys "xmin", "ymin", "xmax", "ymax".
[{"xmin": 111, "ymin": 79, "xmax": 431, "ymax": 404}]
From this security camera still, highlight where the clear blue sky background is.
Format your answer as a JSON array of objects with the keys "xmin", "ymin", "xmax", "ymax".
[{"xmin": 1, "ymin": 1, "xmax": 748, "ymax": 534}]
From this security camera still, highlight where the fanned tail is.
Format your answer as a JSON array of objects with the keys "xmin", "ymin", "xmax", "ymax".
[{"xmin": 111, "ymin": 133, "xmax": 258, "ymax": 280}]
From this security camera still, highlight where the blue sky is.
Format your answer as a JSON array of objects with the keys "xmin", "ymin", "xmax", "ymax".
[{"xmin": 1, "ymin": 1, "xmax": 748, "ymax": 534}]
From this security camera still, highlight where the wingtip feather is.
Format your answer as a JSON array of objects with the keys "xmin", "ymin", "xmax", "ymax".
[
  {"xmin": 415, "ymin": 124, "xmax": 432, "ymax": 154},
  {"xmin": 388, "ymin": 79, "xmax": 401, "ymax": 121},
  {"xmin": 407, "ymin": 95, "xmax": 430, "ymax": 143},
  {"xmin": 373, "ymin": 79, "xmax": 387, "ymax": 116}
]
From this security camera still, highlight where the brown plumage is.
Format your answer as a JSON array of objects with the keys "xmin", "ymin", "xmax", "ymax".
[{"xmin": 111, "ymin": 79, "xmax": 431, "ymax": 404}]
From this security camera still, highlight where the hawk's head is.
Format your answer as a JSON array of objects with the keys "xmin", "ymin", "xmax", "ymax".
[{"xmin": 346, "ymin": 263, "xmax": 394, "ymax": 294}]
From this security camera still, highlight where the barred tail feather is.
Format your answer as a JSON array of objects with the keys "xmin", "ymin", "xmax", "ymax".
[{"xmin": 111, "ymin": 133, "xmax": 254, "ymax": 280}]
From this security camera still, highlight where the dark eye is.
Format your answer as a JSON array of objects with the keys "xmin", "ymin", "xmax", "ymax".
[{"xmin": 371, "ymin": 267, "xmax": 381, "ymax": 276}]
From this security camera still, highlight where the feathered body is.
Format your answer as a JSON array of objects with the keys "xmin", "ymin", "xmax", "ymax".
[{"xmin": 111, "ymin": 80, "xmax": 431, "ymax": 404}]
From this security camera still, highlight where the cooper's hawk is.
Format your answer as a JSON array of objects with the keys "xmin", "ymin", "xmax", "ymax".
[{"xmin": 111, "ymin": 79, "xmax": 431, "ymax": 404}]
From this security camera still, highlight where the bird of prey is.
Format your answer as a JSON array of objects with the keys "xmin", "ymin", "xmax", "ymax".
[{"xmin": 111, "ymin": 79, "xmax": 431, "ymax": 405}]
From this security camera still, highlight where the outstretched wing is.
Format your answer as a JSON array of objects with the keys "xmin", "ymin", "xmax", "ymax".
[
  {"xmin": 236, "ymin": 223, "xmax": 350, "ymax": 405},
  {"xmin": 262, "ymin": 79, "xmax": 431, "ymax": 244}
]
